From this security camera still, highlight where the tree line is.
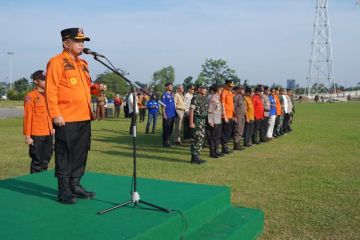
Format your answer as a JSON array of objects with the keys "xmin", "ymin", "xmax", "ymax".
[{"xmin": 2, "ymin": 58, "xmax": 359, "ymax": 100}]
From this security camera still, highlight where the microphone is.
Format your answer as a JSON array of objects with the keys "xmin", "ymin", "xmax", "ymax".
[{"xmin": 83, "ymin": 48, "xmax": 105, "ymax": 58}]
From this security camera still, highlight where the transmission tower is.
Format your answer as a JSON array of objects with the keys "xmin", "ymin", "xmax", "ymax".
[{"xmin": 306, "ymin": 0, "xmax": 336, "ymax": 96}]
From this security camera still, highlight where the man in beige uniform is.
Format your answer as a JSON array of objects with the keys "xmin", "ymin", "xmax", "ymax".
[{"xmin": 173, "ymin": 85, "xmax": 185, "ymax": 145}]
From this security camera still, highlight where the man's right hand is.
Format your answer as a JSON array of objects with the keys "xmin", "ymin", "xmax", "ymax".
[
  {"xmin": 53, "ymin": 116, "xmax": 65, "ymax": 127},
  {"xmin": 25, "ymin": 136, "xmax": 33, "ymax": 145}
]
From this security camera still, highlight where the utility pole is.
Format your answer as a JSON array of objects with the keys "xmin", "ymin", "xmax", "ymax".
[
  {"xmin": 306, "ymin": 0, "xmax": 336, "ymax": 97},
  {"xmin": 7, "ymin": 52, "xmax": 14, "ymax": 91}
]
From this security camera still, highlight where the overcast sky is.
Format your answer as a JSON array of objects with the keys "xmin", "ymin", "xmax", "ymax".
[{"xmin": 0, "ymin": 0, "xmax": 359, "ymax": 88}]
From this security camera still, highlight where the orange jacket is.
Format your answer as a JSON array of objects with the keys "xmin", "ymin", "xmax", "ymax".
[
  {"xmin": 221, "ymin": 88, "xmax": 234, "ymax": 119},
  {"xmin": 244, "ymin": 95, "xmax": 255, "ymax": 121},
  {"xmin": 45, "ymin": 51, "xmax": 94, "ymax": 122},
  {"xmin": 23, "ymin": 89, "xmax": 53, "ymax": 136},
  {"xmin": 274, "ymin": 94, "xmax": 282, "ymax": 116}
]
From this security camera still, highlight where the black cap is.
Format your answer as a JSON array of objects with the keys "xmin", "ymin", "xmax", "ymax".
[
  {"xmin": 245, "ymin": 87, "xmax": 254, "ymax": 93},
  {"xmin": 31, "ymin": 70, "xmax": 46, "ymax": 81},
  {"xmin": 165, "ymin": 82, "xmax": 173, "ymax": 87},
  {"xmin": 232, "ymin": 86, "xmax": 239, "ymax": 91},
  {"xmin": 225, "ymin": 79, "xmax": 235, "ymax": 87},
  {"xmin": 61, "ymin": 28, "xmax": 90, "ymax": 41}
]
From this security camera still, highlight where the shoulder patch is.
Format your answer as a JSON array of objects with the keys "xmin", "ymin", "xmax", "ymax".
[{"xmin": 24, "ymin": 95, "xmax": 31, "ymax": 103}]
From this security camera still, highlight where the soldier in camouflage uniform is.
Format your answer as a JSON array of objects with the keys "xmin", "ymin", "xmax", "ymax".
[{"xmin": 189, "ymin": 84, "xmax": 208, "ymax": 164}]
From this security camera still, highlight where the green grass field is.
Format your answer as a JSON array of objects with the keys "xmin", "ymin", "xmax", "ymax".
[
  {"xmin": 0, "ymin": 100, "xmax": 23, "ymax": 108},
  {"xmin": 0, "ymin": 102, "xmax": 359, "ymax": 239}
]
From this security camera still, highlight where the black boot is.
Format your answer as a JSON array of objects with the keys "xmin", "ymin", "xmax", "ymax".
[
  {"xmin": 191, "ymin": 154, "xmax": 206, "ymax": 164},
  {"xmin": 58, "ymin": 178, "xmax": 77, "ymax": 204},
  {"xmin": 222, "ymin": 144, "xmax": 231, "ymax": 154},
  {"xmin": 209, "ymin": 148, "xmax": 219, "ymax": 158},
  {"xmin": 70, "ymin": 177, "xmax": 96, "ymax": 199},
  {"xmin": 234, "ymin": 142, "xmax": 244, "ymax": 151},
  {"xmin": 215, "ymin": 150, "xmax": 223, "ymax": 157}
]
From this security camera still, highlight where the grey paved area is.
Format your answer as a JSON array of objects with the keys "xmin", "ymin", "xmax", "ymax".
[{"xmin": 0, "ymin": 108, "xmax": 23, "ymax": 119}]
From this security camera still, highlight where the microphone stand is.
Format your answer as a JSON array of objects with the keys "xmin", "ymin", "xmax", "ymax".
[{"xmin": 91, "ymin": 55, "xmax": 170, "ymax": 215}]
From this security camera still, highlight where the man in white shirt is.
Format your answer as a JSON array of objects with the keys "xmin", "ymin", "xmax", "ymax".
[{"xmin": 183, "ymin": 85, "xmax": 195, "ymax": 140}]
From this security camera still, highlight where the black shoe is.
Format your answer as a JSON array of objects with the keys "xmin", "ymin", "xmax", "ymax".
[
  {"xmin": 70, "ymin": 178, "xmax": 96, "ymax": 199},
  {"xmin": 152, "ymin": 130, "xmax": 155, "ymax": 134},
  {"xmin": 244, "ymin": 143, "xmax": 252, "ymax": 147},
  {"xmin": 145, "ymin": 129, "xmax": 149, "ymax": 134},
  {"xmin": 191, "ymin": 155, "xmax": 206, "ymax": 164},
  {"xmin": 222, "ymin": 144, "xmax": 232, "ymax": 154},
  {"xmin": 215, "ymin": 151, "xmax": 223, "ymax": 157},
  {"xmin": 209, "ymin": 150, "xmax": 219, "ymax": 158},
  {"xmin": 234, "ymin": 142, "xmax": 244, "ymax": 151},
  {"xmin": 58, "ymin": 178, "xmax": 77, "ymax": 204},
  {"xmin": 163, "ymin": 142, "xmax": 171, "ymax": 147},
  {"xmin": 174, "ymin": 141, "xmax": 182, "ymax": 145}
]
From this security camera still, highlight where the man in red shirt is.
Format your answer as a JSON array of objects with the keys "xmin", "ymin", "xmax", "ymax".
[{"xmin": 252, "ymin": 86, "xmax": 264, "ymax": 144}]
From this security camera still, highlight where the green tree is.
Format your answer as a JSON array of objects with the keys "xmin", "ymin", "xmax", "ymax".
[
  {"xmin": 0, "ymin": 86, "xmax": 6, "ymax": 96},
  {"xmin": 198, "ymin": 58, "xmax": 240, "ymax": 86},
  {"xmin": 183, "ymin": 76, "xmax": 193, "ymax": 89},
  {"xmin": 94, "ymin": 71, "xmax": 129, "ymax": 98},
  {"xmin": 14, "ymin": 78, "xmax": 31, "ymax": 93},
  {"xmin": 194, "ymin": 72, "xmax": 207, "ymax": 86},
  {"xmin": 150, "ymin": 66, "xmax": 175, "ymax": 94},
  {"xmin": 7, "ymin": 90, "xmax": 26, "ymax": 100}
]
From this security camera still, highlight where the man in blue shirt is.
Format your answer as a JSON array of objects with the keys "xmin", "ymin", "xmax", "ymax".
[
  {"xmin": 161, "ymin": 82, "xmax": 176, "ymax": 147},
  {"xmin": 146, "ymin": 94, "xmax": 159, "ymax": 134}
]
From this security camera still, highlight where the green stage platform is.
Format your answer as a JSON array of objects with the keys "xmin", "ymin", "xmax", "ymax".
[{"xmin": 0, "ymin": 171, "xmax": 264, "ymax": 240}]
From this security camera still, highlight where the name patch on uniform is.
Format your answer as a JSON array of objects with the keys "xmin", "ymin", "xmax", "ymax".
[{"xmin": 63, "ymin": 58, "xmax": 75, "ymax": 71}]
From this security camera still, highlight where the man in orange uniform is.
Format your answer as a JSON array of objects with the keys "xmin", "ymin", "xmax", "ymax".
[
  {"xmin": 46, "ymin": 28, "xmax": 96, "ymax": 204},
  {"xmin": 273, "ymin": 88, "xmax": 282, "ymax": 138},
  {"xmin": 23, "ymin": 70, "xmax": 54, "ymax": 174},
  {"xmin": 244, "ymin": 87, "xmax": 255, "ymax": 147},
  {"xmin": 220, "ymin": 79, "xmax": 235, "ymax": 154}
]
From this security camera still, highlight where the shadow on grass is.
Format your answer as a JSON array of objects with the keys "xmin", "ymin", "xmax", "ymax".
[
  {"xmin": 96, "ymin": 149, "xmax": 190, "ymax": 164},
  {"xmin": 0, "ymin": 178, "xmax": 57, "ymax": 201},
  {"xmin": 0, "ymin": 178, "xmax": 128, "ymax": 206},
  {"xmin": 93, "ymin": 135, "xmax": 192, "ymax": 155}
]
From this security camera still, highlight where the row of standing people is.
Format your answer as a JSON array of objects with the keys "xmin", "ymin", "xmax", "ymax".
[{"xmin": 157, "ymin": 80, "xmax": 295, "ymax": 164}]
